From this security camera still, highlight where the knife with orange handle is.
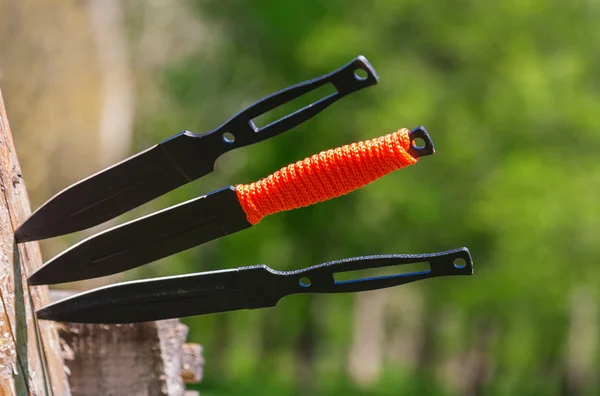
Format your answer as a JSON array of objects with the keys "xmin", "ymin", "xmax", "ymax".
[
  {"xmin": 16, "ymin": 56, "xmax": 379, "ymax": 242},
  {"xmin": 28, "ymin": 126, "xmax": 434, "ymax": 285}
]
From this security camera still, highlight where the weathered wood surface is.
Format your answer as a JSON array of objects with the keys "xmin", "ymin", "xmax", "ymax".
[
  {"xmin": 181, "ymin": 344, "xmax": 203, "ymax": 384},
  {"xmin": 51, "ymin": 292, "xmax": 204, "ymax": 396},
  {"xmin": 0, "ymin": 89, "xmax": 71, "ymax": 395},
  {"xmin": 0, "ymin": 88, "xmax": 203, "ymax": 395}
]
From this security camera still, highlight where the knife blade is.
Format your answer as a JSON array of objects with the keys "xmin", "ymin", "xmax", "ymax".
[
  {"xmin": 28, "ymin": 126, "xmax": 434, "ymax": 285},
  {"xmin": 15, "ymin": 55, "xmax": 379, "ymax": 242},
  {"xmin": 36, "ymin": 248, "xmax": 473, "ymax": 324}
]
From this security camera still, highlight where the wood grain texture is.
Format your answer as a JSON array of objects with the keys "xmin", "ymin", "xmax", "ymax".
[
  {"xmin": 59, "ymin": 322, "xmax": 170, "ymax": 396},
  {"xmin": 0, "ymin": 89, "xmax": 71, "ymax": 395},
  {"xmin": 181, "ymin": 344, "xmax": 204, "ymax": 384},
  {"xmin": 57, "ymin": 320, "xmax": 204, "ymax": 396},
  {"xmin": 158, "ymin": 321, "xmax": 188, "ymax": 395},
  {"xmin": 50, "ymin": 291, "xmax": 203, "ymax": 396}
]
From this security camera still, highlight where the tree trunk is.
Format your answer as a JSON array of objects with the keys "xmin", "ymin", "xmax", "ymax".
[{"xmin": 0, "ymin": 89, "xmax": 71, "ymax": 395}]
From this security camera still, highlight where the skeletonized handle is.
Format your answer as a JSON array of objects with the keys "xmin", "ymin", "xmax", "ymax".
[
  {"xmin": 291, "ymin": 247, "xmax": 473, "ymax": 294},
  {"xmin": 235, "ymin": 126, "xmax": 434, "ymax": 224},
  {"xmin": 225, "ymin": 55, "xmax": 379, "ymax": 140}
]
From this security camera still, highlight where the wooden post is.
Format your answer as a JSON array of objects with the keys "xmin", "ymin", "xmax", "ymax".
[
  {"xmin": 0, "ymin": 90, "xmax": 72, "ymax": 394},
  {"xmin": 55, "ymin": 321, "xmax": 204, "ymax": 396},
  {"xmin": 50, "ymin": 291, "xmax": 204, "ymax": 396},
  {"xmin": 0, "ymin": 89, "xmax": 204, "ymax": 395}
]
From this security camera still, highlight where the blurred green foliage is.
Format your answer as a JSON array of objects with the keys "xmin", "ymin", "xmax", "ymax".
[{"xmin": 129, "ymin": 0, "xmax": 600, "ymax": 394}]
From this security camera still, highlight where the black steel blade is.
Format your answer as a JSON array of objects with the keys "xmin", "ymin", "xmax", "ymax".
[
  {"xmin": 28, "ymin": 187, "xmax": 251, "ymax": 285},
  {"xmin": 36, "ymin": 248, "xmax": 473, "ymax": 324},
  {"xmin": 35, "ymin": 268, "xmax": 266, "ymax": 324},
  {"xmin": 16, "ymin": 146, "xmax": 191, "ymax": 242},
  {"xmin": 16, "ymin": 55, "xmax": 378, "ymax": 242}
]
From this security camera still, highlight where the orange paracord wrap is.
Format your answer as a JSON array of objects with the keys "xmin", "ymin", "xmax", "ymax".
[{"xmin": 235, "ymin": 128, "xmax": 418, "ymax": 225}]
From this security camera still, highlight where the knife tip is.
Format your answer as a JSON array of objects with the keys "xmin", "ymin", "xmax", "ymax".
[
  {"xmin": 27, "ymin": 267, "xmax": 52, "ymax": 286},
  {"xmin": 14, "ymin": 222, "xmax": 49, "ymax": 243},
  {"xmin": 35, "ymin": 298, "xmax": 80, "ymax": 323},
  {"xmin": 14, "ymin": 226, "xmax": 32, "ymax": 243},
  {"xmin": 15, "ymin": 212, "xmax": 71, "ymax": 242},
  {"xmin": 35, "ymin": 306, "xmax": 53, "ymax": 321}
]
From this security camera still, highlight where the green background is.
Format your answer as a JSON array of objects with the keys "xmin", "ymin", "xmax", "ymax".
[
  {"xmin": 8, "ymin": 0, "xmax": 600, "ymax": 394},
  {"xmin": 137, "ymin": 1, "xmax": 600, "ymax": 394}
]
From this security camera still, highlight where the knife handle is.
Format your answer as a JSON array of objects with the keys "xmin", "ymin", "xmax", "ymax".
[
  {"xmin": 215, "ymin": 56, "xmax": 378, "ymax": 148},
  {"xmin": 288, "ymin": 248, "xmax": 472, "ymax": 294},
  {"xmin": 235, "ymin": 126, "xmax": 434, "ymax": 224}
]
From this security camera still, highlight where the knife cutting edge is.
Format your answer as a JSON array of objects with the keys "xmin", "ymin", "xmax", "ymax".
[
  {"xmin": 28, "ymin": 126, "xmax": 435, "ymax": 285},
  {"xmin": 36, "ymin": 247, "xmax": 473, "ymax": 324},
  {"xmin": 15, "ymin": 55, "xmax": 379, "ymax": 242}
]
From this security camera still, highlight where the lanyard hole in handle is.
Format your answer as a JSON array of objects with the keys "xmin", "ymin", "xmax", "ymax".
[
  {"xmin": 408, "ymin": 126, "xmax": 435, "ymax": 158},
  {"xmin": 453, "ymin": 257, "xmax": 467, "ymax": 269},
  {"xmin": 222, "ymin": 132, "xmax": 236, "ymax": 144},
  {"xmin": 299, "ymin": 276, "xmax": 312, "ymax": 288},
  {"xmin": 412, "ymin": 137, "xmax": 426, "ymax": 150},
  {"xmin": 354, "ymin": 68, "xmax": 369, "ymax": 81}
]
